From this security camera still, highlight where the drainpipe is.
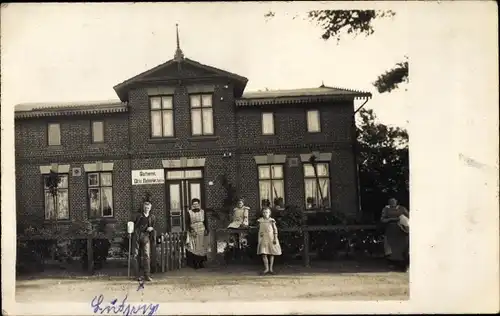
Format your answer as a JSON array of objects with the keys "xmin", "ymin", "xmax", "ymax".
[
  {"xmin": 126, "ymin": 101, "xmax": 134, "ymax": 220},
  {"xmin": 352, "ymin": 96, "xmax": 371, "ymax": 221}
]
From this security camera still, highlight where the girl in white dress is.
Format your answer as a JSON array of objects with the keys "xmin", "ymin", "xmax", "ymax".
[
  {"xmin": 257, "ymin": 207, "xmax": 282, "ymax": 275},
  {"xmin": 227, "ymin": 199, "xmax": 249, "ymax": 229}
]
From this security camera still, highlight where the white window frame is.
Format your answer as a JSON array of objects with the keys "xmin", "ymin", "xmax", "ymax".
[
  {"xmin": 190, "ymin": 94, "xmax": 214, "ymax": 136},
  {"xmin": 306, "ymin": 110, "xmax": 321, "ymax": 133},
  {"xmin": 261, "ymin": 112, "xmax": 275, "ymax": 135},
  {"xmin": 44, "ymin": 173, "xmax": 69, "ymax": 220},
  {"xmin": 258, "ymin": 164, "xmax": 285, "ymax": 209},
  {"xmin": 303, "ymin": 162, "xmax": 331, "ymax": 210},
  {"xmin": 47, "ymin": 123, "xmax": 61, "ymax": 146},
  {"xmin": 87, "ymin": 171, "xmax": 114, "ymax": 218},
  {"xmin": 150, "ymin": 95, "xmax": 175, "ymax": 138}
]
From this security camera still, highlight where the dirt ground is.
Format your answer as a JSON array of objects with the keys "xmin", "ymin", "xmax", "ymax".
[{"xmin": 16, "ymin": 262, "xmax": 409, "ymax": 302}]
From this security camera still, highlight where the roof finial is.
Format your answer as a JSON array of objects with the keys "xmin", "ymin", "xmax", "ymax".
[
  {"xmin": 174, "ymin": 23, "xmax": 184, "ymax": 61},
  {"xmin": 320, "ymin": 80, "xmax": 325, "ymax": 88}
]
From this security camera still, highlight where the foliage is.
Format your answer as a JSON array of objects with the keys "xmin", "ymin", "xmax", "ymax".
[
  {"xmin": 307, "ymin": 10, "xmax": 395, "ymax": 42},
  {"xmin": 373, "ymin": 59, "xmax": 409, "ymax": 93},
  {"xmin": 264, "ymin": 9, "xmax": 407, "ymax": 94},
  {"xmin": 224, "ymin": 204, "xmax": 386, "ymax": 263},
  {"xmin": 17, "ymin": 218, "xmax": 117, "ymax": 274},
  {"xmin": 356, "ymin": 108, "xmax": 409, "ymax": 221},
  {"xmin": 44, "ymin": 170, "xmax": 61, "ymax": 221},
  {"xmin": 211, "ymin": 175, "xmax": 238, "ymax": 223}
]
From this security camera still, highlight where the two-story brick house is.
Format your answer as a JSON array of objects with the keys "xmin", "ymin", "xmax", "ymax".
[{"xmin": 14, "ymin": 36, "xmax": 371, "ymax": 235}]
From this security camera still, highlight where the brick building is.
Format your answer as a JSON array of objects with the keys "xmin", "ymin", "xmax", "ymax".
[{"xmin": 14, "ymin": 34, "xmax": 371, "ymax": 235}]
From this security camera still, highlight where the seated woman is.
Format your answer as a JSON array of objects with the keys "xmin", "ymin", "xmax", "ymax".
[{"xmin": 227, "ymin": 198, "xmax": 249, "ymax": 229}]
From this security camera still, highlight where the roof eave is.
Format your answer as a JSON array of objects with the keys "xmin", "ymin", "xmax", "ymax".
[
  {"xmin": 236, "ymin": 93, "xmax": 372, "ymax": 106},
  {"xmin": 15, "ymin": 106, "xmax": 129, "ymax": 120}
]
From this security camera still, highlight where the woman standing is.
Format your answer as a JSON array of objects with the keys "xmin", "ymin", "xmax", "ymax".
[
  {"xmin": 257, "ymin": 207, "xmax": 282, "ymax": 275},
  {"xmin": 380, "ymin": 198, "xmax": 410, "ymax": 272},
  {"xmin": 185, "ymin": 198, "xmax": 209, "ymax": 269}
]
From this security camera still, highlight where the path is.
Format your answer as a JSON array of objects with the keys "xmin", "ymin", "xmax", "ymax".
[{"xmin": 16, "ymin": 263, "xmax": 409, "ymax": 302}]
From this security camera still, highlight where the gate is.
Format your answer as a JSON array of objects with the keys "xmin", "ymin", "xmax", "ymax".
[{"xmin": 156, "ymin": 232, "xmax": 187, "ymax": 272}]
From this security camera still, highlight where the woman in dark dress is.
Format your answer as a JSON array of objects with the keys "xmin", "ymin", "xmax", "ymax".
[
  {"xmin": 380, "ymin": 198, "xmax": 410, "ymax": 272},
  {"xmin": 185, "ymin": 198, "xmax": 209, "ymax": 269}
]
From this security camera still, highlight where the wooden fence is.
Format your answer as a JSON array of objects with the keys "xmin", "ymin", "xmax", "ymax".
[
  {"xmin": 156, "ymin": 232, "xmax": 187, "ymax": 272},
  {"xmin": 17, "ymin": 233, "xmax": 109, "ymax": 274},
  {"xmin": 213, "ymin": 224, "xmax": 380, "ymax": 267},
  {"xmin": 18, "ymin": 224, "xmax": 382, "ymax": 274}
]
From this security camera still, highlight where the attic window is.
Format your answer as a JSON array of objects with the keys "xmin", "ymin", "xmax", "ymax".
[
  {"xmin": 307, "ymin": 110, "xmax": 321, "ymax": 133},
  {"xmin": 47, "ymin": 123, "xmax": 61, "ymax": 146}
]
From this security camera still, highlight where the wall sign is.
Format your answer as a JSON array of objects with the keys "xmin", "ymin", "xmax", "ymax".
[{"xmin": 131, "ymin": 169, "xmax": 165, "ymax": 185}]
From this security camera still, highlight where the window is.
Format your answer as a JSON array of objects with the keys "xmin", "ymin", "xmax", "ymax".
[
  {"xmin": 48, "ymin": 123, "xmax": 61, "ymax": 146},
  {"xmin": 150, "ymin": 96, "xmax": 174, "ymax": 138},
  {"xmin": 262, "ymin": 112, "xmax": 275, "ymax": 135},
  {"xmin": 44, "ymin": 174, "xmax": 69, "ymax": 220},
  {"xmin": 303, "ymin": 163, "xmax": 331, "ymax": 209},
  {"xmin": 307, "ymin": 110, "xmax": 321, "ymax": 133},
  {"xmin": 91, "ymin": 121, "xmax": 104, "ymax": 143},
  {"xmin": 258, "ymin": 164, "xmax": 285, "ymax": 209},
  {"xmin": 190, "ymin": 94, "xmax": 214, "ymax": 136},
  {"xmin": 88, "ymin": 172, "xmax": 114, "ymax": 217}
]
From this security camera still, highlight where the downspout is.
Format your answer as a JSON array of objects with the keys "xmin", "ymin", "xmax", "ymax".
[
  {"xmin": 127, "ymin": 101, "xmax": 134, "ymax": 220},
  {"xmin": 352, "ymin": 96, "xmax": 371, "ymax": 221}
]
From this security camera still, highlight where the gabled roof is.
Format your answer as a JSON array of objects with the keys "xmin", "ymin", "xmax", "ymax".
[
  {"xmin": 113, "ymin": 58, "xmax": 248, "ymax": 101},
  {"xmin": 15, "ymin": 100, "xmax": 127, "ymax": 119},
  {"xmin": 235, "ymin": 85, "xmax": 372, "ymax": 106}
]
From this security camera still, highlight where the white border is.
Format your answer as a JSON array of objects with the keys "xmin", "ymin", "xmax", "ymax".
[{"xmin": 2, "ymin": 1, "xmax": 499, "ymax": 314}]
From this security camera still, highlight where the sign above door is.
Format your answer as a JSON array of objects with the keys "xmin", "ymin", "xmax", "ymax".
[{"xmin": 131, "ymin": 169, "xmax": 165, "ymax": 185}]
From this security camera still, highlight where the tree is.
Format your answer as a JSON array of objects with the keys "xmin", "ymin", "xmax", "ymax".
[
  {"xmin": 44, "ymin": 169, "xmax": 61, "ymax": 221},
  {"xmin": 264, "ymin": 9, "xmax": 408, "ymax": 93},
  {"xmin": 356, "ymin": 108, "xmax": 409, "ymax": 221}
]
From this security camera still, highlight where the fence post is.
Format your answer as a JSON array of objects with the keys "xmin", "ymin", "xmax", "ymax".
[
  {"xmin": 87, "ymin": 233, "xmax": 94, "ymax": 274},
  {"xmin": 303, "ymin": 230, "xmax": 310, "ymax": 267},
  {"xmin": 166, "ymin": 233, "xmax": 171, "ymax": 271},
  {"xmin": 160, "ymin": 234, "xmax": 165, "ymax": 273},
  {"xmin": 210, "ymin": 229, "xmax": 217, "ymax": 262},
  {"xmin": 302, "ymin": 212, "xmax": 310, "ymax": 268}
]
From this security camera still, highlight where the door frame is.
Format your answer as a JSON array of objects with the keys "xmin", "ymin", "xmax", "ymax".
[{"xmin": 164, "ymin": 168, "xmax": 205, "ymax": 233}]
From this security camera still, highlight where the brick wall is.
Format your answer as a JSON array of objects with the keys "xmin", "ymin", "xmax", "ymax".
[
  {"xmin": 15, "ymin": 113, "xmax": 129, "ymax": 161},
  {"xmin": 128, "ymin": 82, "xmax": 236, "ymax": 155},
  {"xmin": 16, "ymin": 159, "xmax": 131, "ymax": 230},
  {"xmin": 15, "ymin": 64, "xmax": 359, "ymax": 232},
  {"xmin": 235, "ymin": 100, "xmax": 354, "ymax": 148}
]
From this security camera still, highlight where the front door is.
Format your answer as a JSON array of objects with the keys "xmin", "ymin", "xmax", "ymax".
[{"xmin": 165, "ymin": 169, "xmax": 204, "ymax": 233}]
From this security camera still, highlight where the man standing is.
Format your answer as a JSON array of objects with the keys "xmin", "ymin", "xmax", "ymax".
[{"xmin": 132, "ymin": 200, "xmax": 156, "ymax": 281}]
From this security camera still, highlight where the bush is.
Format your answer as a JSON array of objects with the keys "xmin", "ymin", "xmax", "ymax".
[{"xmin": 16, "ymin": 218, "xmax": 118, "ymax": 273}]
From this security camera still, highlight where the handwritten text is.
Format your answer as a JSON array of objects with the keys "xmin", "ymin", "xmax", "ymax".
[{"xmin": 91, "ymin": 294, "xmax": 159, "ymax": 316}]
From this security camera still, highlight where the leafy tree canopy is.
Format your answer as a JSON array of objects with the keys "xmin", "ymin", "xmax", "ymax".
[
  {"xmin": 264, "ymin": 9, "xmax": 408, "ymax": 94},
  {"xmin": 356, "ymin": 108, "xmax": 409, "ymax": 220}
]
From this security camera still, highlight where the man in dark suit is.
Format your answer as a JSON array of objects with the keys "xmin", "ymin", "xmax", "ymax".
[{"xmin": 132, "ymin": 200, "xmax": 156, "ymax": 281}]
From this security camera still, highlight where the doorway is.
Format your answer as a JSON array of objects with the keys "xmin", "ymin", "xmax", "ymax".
[{"xmin": 165, "ymin": 169, "xmax": 204, "ymax": 233}]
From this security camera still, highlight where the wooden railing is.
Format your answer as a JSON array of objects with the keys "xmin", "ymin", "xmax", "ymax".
[
  {"xmin": 157, "ymin": 232, "xmax": 187, "ymax": 273},
  {"xmin": 213, "ymin": 224, "xmax": 380, "ymax": 267},
  {"xmin": 17, "ymin": 233, "xmax": 112, "ymax": 274}
]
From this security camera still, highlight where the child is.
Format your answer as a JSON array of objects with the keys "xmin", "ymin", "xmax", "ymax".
[
  {"xmin": 257, "ymin": 207, "xmax": 282, "ymax": 275},
  {"xmin": 227, "ymin": 198, "xmax": 250, "ymax": 229}
]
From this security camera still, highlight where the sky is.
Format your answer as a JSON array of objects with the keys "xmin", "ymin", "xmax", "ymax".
[{"xmin": 2, "ymin": 2, "xmax": 409, "ymax": 128}]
